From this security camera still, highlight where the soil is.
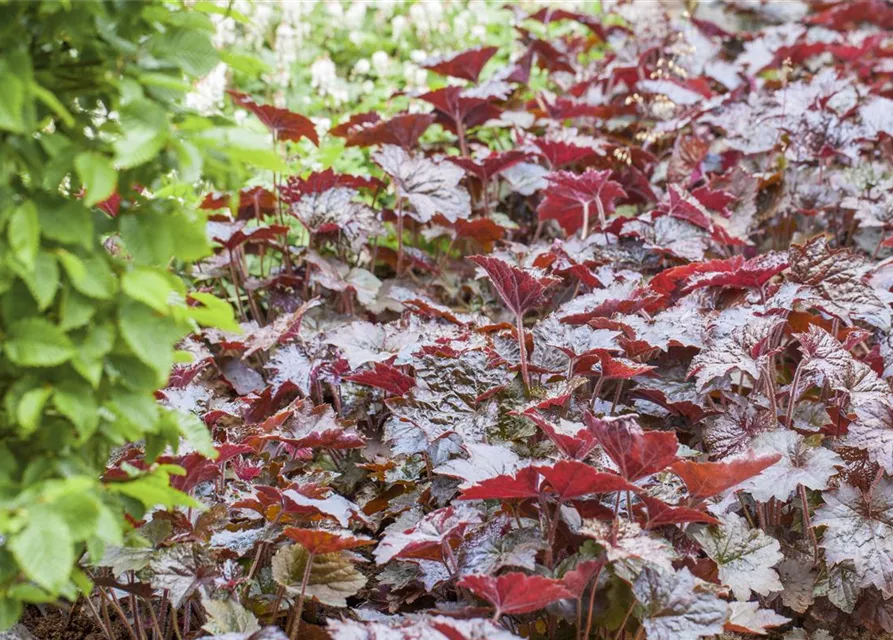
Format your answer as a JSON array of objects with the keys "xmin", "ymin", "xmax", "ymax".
[{"xmin": 21, "ymin": 606, "xmax": 126, "ymax": 640}]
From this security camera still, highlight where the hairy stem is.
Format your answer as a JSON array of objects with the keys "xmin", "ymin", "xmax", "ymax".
[
  {"xmin": 516, "ymin": 312, "xmax": 531, "ymax": 392},
  {"xmin": 289, "ymin": 552, "xmax": 315, "ymax": 640}
]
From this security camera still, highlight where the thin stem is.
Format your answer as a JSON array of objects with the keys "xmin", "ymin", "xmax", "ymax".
[
  {"xmin": 784, "ymin": 361, "xmax": 804, "ymax": 428},
  {"xmin": 169, "ymin": 600, "xmax": 183, "ymax": 640},
  {"xmin": 613, "ymin": 601, "xmax": 636, "ymax": 640},
  {"xmin": 395, "ymin": 197, "xmax": 405, "ymax": 276},
  {"xmin": 457, "ymin": 122, "xmax": 469, "ymax": 157},
  {"xmin": 143, "ymin": 598, "xmax": 163, "ymax": 640},
  {"xmin": 289, "ymin": 552, "xmax": 315, "ymax": 640},
  {"xmin": 580, "ymin": 201, "xmax": 590, "ymax": 240},
  {"xmin": 104, "ymin": 587, "xmax": 139, "ymax": 640},
  {"xmin": 799, "ymin": 484, "xmax": 819, "ymax": 559},
  {"xmin": 582, "ymin": 564, "xmax": 604, "ymax": 640},
  {"xmin": 516, "ymin": 313, "xmax": 531, "ymax": 392},
  {"xmin": 84, "ymin": 596, "xmax": 113, "ymax": 640}
]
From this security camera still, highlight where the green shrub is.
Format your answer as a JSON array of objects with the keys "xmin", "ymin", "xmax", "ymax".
[{"xmin": 0, "ymin": 1, "xmax": 258, "ymax": 627}]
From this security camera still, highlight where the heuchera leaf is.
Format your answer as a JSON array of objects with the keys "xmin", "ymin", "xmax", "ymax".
[
  {"xmin": 725, "ymin": 601, "xmax": 791, "ymax": 636},
  {"xmin": 422, "ymin": 46, "xmax": 499, "ymax": 83},
  {"xmin": 670, "ymin": 453, "xmax": 782, "ymax": 501},
  {"xmin": 281, "ymin": 528, "xmax": 374, "ymax": 555},
  {"xmin": 813, "ymin": 479, "xmax": 893, "ymax": 597},
  {"xmin": 457, "ymin": 572, "xmax": 573, "ymax": 617},
  {"xmin": 632, "ymin": 567, "xmax": 728, "ymax": 640},
  {"xmin": 345, "ymin": 362, "xmax": 415, "ymax": 397},
  {"xmin": 227, "ymin": 91, "xmax": 318, "ymax": 145},
  {"xmin": 373, "ymin": 145, "xmax": 472, "ymax": 223},
  {"xmin": 333, "ymin": 112, "xmax": 435, "ymax": 150},
  {"xmin": 534, "ymin": 460, "xmax": 638, "ymax": 500},
  {"xmin": 468, "ymin": 255, "xmax": 559, "ymax": 317},
  {"xmin": 584, "ymin": 413, "xmax": 678, "ymax": 481},
  {"xmin": 638, "ymin": 495, "xmax": 720, "ymax": 530},
  {"xmin": 258, "ymin": 400, "xmax": 365, "ymax": 450},
  {"xmin": 692, "ymin": 512, "xmax": 783, "ymax": 601},
  {"xmin": 419, "ymin": 86, "xmax": 503, "ymax": 133},
  {"xmin": 458, "ymin": 466, "xmax": 542, "ymax": 502},
  {"xmin": 537, "ymin": 169, "xmax": 627, "ymax": 236}
]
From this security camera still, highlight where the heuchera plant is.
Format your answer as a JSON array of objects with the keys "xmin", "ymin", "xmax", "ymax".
[{"xmin": 11, "ymin": 1, "xmax": 893, "ymax": 639}]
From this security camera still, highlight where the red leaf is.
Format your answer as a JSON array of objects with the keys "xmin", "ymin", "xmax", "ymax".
[
  {"xmin": 227, "ymin": 91, "xmax": 318, "ymax": 145},
  {"xmin": 345, "ymin": 362, "xmax": 415, "ymax": 397},
  {"xmin": 538, "ymin": 169, "xmax": 627, "ymax": 236},
  {"xmin": 446, "ymin": 150, "xmax": 528, "ymax": 183},
  {"xmin": 679, "ymin": 253, "xmax": 789, "ymax": 294},
  {"xmin": 562, "ymin": 559, "xmax": 606, "ymax": 598},
  {"xmin": 459, "ymin": 467, "xmax": 541, "ymax": 501},
  {"xmin": 584, "ymin": 413, "xmax": 678, "ymax": 481},
  {"xmin": 574, "ymin": 350, "xmax": 655, "ymax": 380},
  {"xmin": 333, "ymin": 112, "xmax": 435, "ymax": 150},
  {"xmin": 419, "ymin": 86, "xmax": 503, "ymax": 133},
  {"xmin": 670, "ymin": 453, "xmax": 782, "ymax": 501},
  {"xmin": 282, "ymin": 528, "xmax": 374, "ymax": 554},
  {"xmin": 523, "ymin": 409, "xmax": 598, "ymax": 460},
  {"xmin": 457, "ymin": 572, "xmax": 573, "ymax": 617},
  {"xmin": 422, "ymin": 46, "xmax": 499, "ymax": 83},
  {"xmin": 534, "ymin": 460, "xmax": 637, "ymax": 500},
  {"xmin": 468, "ymin": 255, "xmax": 560, "ymax": 317},
  {"xmin": 638, "ymin": 494, "xmax": 720, "ymax": 529},
  {"xmin": 532, "ymin": 138, "xmax": 600, "ymax": 168},
  {"xmin": 258, "ymin": 400, "xmax": 365, "ymax": 450},
  {"xmin": 280, "ymin": 169, "xmax": 383, "ymax": 202}
]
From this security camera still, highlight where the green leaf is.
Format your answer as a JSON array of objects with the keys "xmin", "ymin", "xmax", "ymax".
[
  {"xmin": 7, "ymin": 202, "xmax": 39, "ymax": 270},
  {"xmin": 30, "ymin": 81, "xmax": 75, "ymax": 128},
  {"xmin": 16, "ymin": 386, "xmax": 52, "ymax": 435},
  {"xmin": 0, "ymin": 597, "xmax": 23, "ymax": 632},
  {"xmin": 52, "ymin": 493, "xmax": 101, "ymax": 542},
  {"xmin": 153, "ymin": 28, "xmax": 218, "ymax": 77},
  {"xmin": 74, "ymin": 152, "xmax": 117, "ymax": 206},
  {"xmin": 5, "ymin": 318, "xmax": 74, "ymax": 367},
  {"xmin": 118, "ymin": 299, "xmax": 185, "ymax": 381},
  {"xmin": 186, "ymin": 292, "xmax": 240, "ymax": 332},
  {"xmin": 72, "ymin": 322, "xmax": 115, "ymax": 387},
  {"xmin": 17, "ymin": 251, "xmax": 59, "ymax": 310},
  {"xmin": 106, "ymin": 468, "xmax": 199, "ymax": 509},
  {"xmin": 113, "ymin": 101, "xmax": 168, "ymax": 169},
  {"xmin": 58, "ymin": 252, "xmax": 116, "ymax": 299},
  {"xmin": 167, "ymin": 408, "xmax": 216, "ymax": 459},
  {"xmin": 54, "ymin": 381, "xmax": 99, "ymax": 439},
  {"xmin": 0, "ymin": 69, "xmax": 25, "ymax": 133},
  {"xmin": 9, "ymin": 511, "xmax": 74, "ymax": 592},
  {"xmin": 121, "ymin": 267, "xmax": 178, "ymax": 313},
  {"xmin": 38, "ymin": 200, "xmax": 93, "ymax": 249}
]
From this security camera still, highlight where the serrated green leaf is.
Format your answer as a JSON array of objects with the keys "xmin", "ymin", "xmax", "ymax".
[
  {"xmin": 186, "ymin": 291, "xmax": 240, "ymax": 332},
  {"xmin": 121, "ymin": 267, "xmax": 178, "ymax": 313},
  {"xmin": 54, "ymin": 381, "xmax": 99, "ymax": 439},
  {"xmin": 16, "ymin": 386, "xmax": 52, "ymax": 435},
  {"xmin": 17, "ymin": 251, "xmax": 59, "ymax": 310},
  {"xmin": 7, "ymin": 202, "xmax": 39, "ymax": 270},
  {"xmin": 118, "ymin": 299, "xmax": 185, "ymax": 381},
  {"xmin": 74, "ymin": 151, "xmax": 117, "ymax": 206},
  {"xmin": 106, "ymin": 468, "xmax": 199, "ymax": 509},
  {"xmin": 0, "ymin": 70, "xmax": 25, "ymax": 133},
  {"xmin": 0, "ymin": 597, "xmax": 23, "ymax": 632},
  {"xmin": 58, "ymin": 252, "xmax": 116, "ymax": 300},
  {"xmin": 167, "ymin": 408, "xmax": 216, "ymax": 459},
  {"xmin": 5, "ymin": 318, "xmax": 74, "ymax": 367},
  {"xmin": 9, "ymin": 511, "xmax": 74, "ymax": 592}
]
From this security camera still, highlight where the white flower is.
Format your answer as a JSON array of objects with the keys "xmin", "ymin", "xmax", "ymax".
[
  {"xmin": 392, "ymin": 15, "xmax": 407, "ymax": 40},
  {"xmin": 185, "ymin": 62, "xmax": 228, "ymax": 115},
  {"xmin": 311, "ymin": 57, "xmax": 338, "ymax": 89},
  {"xmin": 471, "ymin": 24, "xmax": 487, "ymax": 40},
  {"xmin": 371, "ymin": 51, "xmax": 391, "ymax": 75},
  {"xmin": 345, "ymin": 2, "xmax": 366, "ymax": 29},
  {"xmin": 353, "ymin": 59, "xmax": 371, "ymax": 75}
]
